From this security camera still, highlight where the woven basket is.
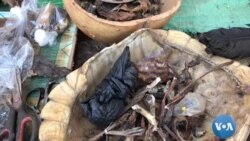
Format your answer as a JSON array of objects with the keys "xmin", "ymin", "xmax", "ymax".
[
  {"xmin": 64, "ymin": 0, "xmax": 181, "ymax": 43},
  {"xmin": 39, "ymin": 29, "xmax": 250, "ymax": 141}
]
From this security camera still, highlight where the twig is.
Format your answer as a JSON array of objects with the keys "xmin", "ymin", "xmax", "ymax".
[
  {"xmin": 89, "ymin": 113, "xmax": 130, "ymax": 141},
  {"xmin": 121, "ymin": 77, "xmax": 161, "ymax": 115},
  {"xmin": 144, "ymin": 125, "xmax": 153, "ymax": 141},
  {"xmin": 165, "ymin": 61, "xmax": 233, "ymax": 107},
  {"xmin": 132, "ymin": 104, "xmax": 158, "ymax": 131},
  {"xmin": 160, "ymin": 77, "xmax": 177, "ymax": 125},
  {"xmin": 163, "ymin": 125, "xmax": 179, "ymax": 141},
  {"xmin": 105, "ymin": 127, "xmax": 145, "ymax": 136},
  {"xmin": 156, "ymin": 128, "xmax": 167, "ymax": 141}
]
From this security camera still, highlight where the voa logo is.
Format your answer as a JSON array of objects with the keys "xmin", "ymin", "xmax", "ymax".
[
  {"xmin": 214, "ymin": 122, "xmax": 234, "ymax": 131},
  {"xmin": 212, "ymin": 114, "xmax": 236, "ymax": 139}
]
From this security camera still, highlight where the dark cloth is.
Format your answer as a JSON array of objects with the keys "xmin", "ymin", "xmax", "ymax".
[
  {"xmin": 81, "ymin": 47, "xmax": 138, "ymax": 128},
  {"xmin": 198, "ymin": 27, "xmax": 250, "ymax": 59}
]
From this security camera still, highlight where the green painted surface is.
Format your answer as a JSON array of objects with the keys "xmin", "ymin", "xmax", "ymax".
[
  {"xmin": 165, "ymin": 0, "xmax": 250, "ymax": 33},
  {"xmin": 38, "ymin": 0, "xmax": 63, "ymax": 8}
]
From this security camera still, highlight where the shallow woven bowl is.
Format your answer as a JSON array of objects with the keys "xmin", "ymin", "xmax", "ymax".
[
  {"xmin": 39, "ymin": 29, "xmax": 250, "ymax": 141},
  {"xmin": 64, "ymin": 0, "xmax": 181, "ymax": 43}
]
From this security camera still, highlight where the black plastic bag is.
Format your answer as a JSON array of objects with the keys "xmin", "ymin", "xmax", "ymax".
[
  {"xmin": 198, "ymin": 27, "xmax": 250, "ymax": 59},
  {"xmin": 81, "ymin": 47, "xmax": 138, "ymax": 128}
]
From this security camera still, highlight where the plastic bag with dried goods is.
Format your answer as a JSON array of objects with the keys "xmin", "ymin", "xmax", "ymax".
[
  {"xmin": 174, "ymin": 92, "xmax": 206, "ymax": 116},
  {"xmin": 0, "ymin": 36, "xmax": 34, "ymax": 107},
  {"xmin": 33, "ymin": 3, "xmax": 69, "ymax": 47},
  {"xmin": 81, "ymin": 47, "xmax": 138, "ymax": 128},
  {"xmin": 0, "ymin": 37, "xmax": 34, "ymax": 133}
]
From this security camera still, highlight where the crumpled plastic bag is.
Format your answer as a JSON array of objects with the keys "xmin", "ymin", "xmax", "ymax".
[
  {"xmin": 198, "ymin": 27, "xmax": 250, "ymax": 59},
  {"xmin": 0, "ymin": 37, "xmax": 34, "ymax": 84},
  {"xmin": 81, "ymin": 47, "xmax": 138, "ymax": 128},
  {"xmin": 174, "ymin": 92, "xmax": 206, "ymax": 116},
  {"xmin": 0, "ymin": 1, "xmax": 34, "ymax": 129}
]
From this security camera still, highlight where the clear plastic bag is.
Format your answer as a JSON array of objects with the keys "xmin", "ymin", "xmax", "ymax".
[
  {"xmin": 0, "ymin": 36, "xmax": 34, "ymax": 107},
  {"xmin": 21, "ymin": 0, "xmax": 38, "ymax": 12},
  {"xmin": 0, "ymin": 37, "xmax": 34, "ymax": 129},
  {"xmin": 0, "ymin": 1, "xmax": 35, "ymax": 128},
  {"xmin": 174, "ymin": 92, "xmax": 206, "ymax": 116},
  {"xmin": 32, "ymin": 3, "xmax": 68, "ymax": 47},
  {"xmin": 0, "ymin": 98, "xmax": 10, "ymax": 131}
]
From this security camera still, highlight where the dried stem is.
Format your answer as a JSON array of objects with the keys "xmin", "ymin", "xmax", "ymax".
[
  {"xmin": 144, "ymin": 125, "xmax": 153, "ymax": 141},
  {"xmin": 122, "ymin": 77, "xmax": 161, "ymax": 115},
  {"xmin": 89, "ymin": 113, "xmax": 130, "ymax": 141},
  {"xmin": 163, "ymin": 125, "xmax": 179, "ymax": 141},
  {"xmin": 105, "ymin": 127, "xmax": 145, "ymax": 137},
  {"xmin": 132, "ymin": 104, "xmax": 158, "ymax": 131},
  {"xmin": 160, "ymin": 77, "xmax": 177, "ymax": 125},
  {"xmin": 166, "ymin": 61, "xmax": 233, "ymax": 107},
  {"xmin": 156, "ymin": 128, "xmax": 168, "ymax": 141}
]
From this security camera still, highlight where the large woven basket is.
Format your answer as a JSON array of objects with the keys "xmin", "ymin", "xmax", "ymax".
[
  {"xmin": 64, "ymin": 0, "xmax": 181, "ymax": 43},
  {"xmin": 39, "ymin": 29, "xmax": 250, "ymax": 141}
]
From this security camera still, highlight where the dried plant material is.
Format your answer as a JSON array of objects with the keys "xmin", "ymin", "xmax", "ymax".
[
  {"xmin": 144, "ymin": 125, "xmax": 153, "ymax": 141},
  {"xmin": 135, "ymin": 55, "xmax": 173, "ymax": 83},
  {"xmin": 160, "ymin": 77, "xmax": 177, "ymax": 125},
  {"xmin": 89, "ymin": 113, "xmax": 130, "ymax": 141},
  {"xmin": 132, "ymin": 104, "xmax": 158, "ymax": 131},
  {"xmin": 39, "ymin": 29, "xmax": 250, "ymax": 141},
  {"xmin": 122, "ymin": 77, "xmax": 161, "ymax": 115},
  {"xmin": 156, "ymin": 128, "xmax": 168, "ymax": 141},
  {"xmin": 130, "ymin": 0, "xmax": 150, "ymax": 13},
  {"xmin": 165, "ymin": 61, "xmax": 234, "ymax": 108},
  {"xmin": 163, "ymin": 125, "xmax": 179, "ymax": 140},
  {"xmin": 81, "ymin": 0, "xmax": 161, "ymax": 21},
  {"xmin": 36, "ymin": 3, "xmax": 56, "ymax": 30},
  {"xmin": 105, "ymin": 127, "xmax": 145, "ymax": 136},
  {"xmin": 101, "ymin": 0, "xmax": 135, "ymax": 4}
]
